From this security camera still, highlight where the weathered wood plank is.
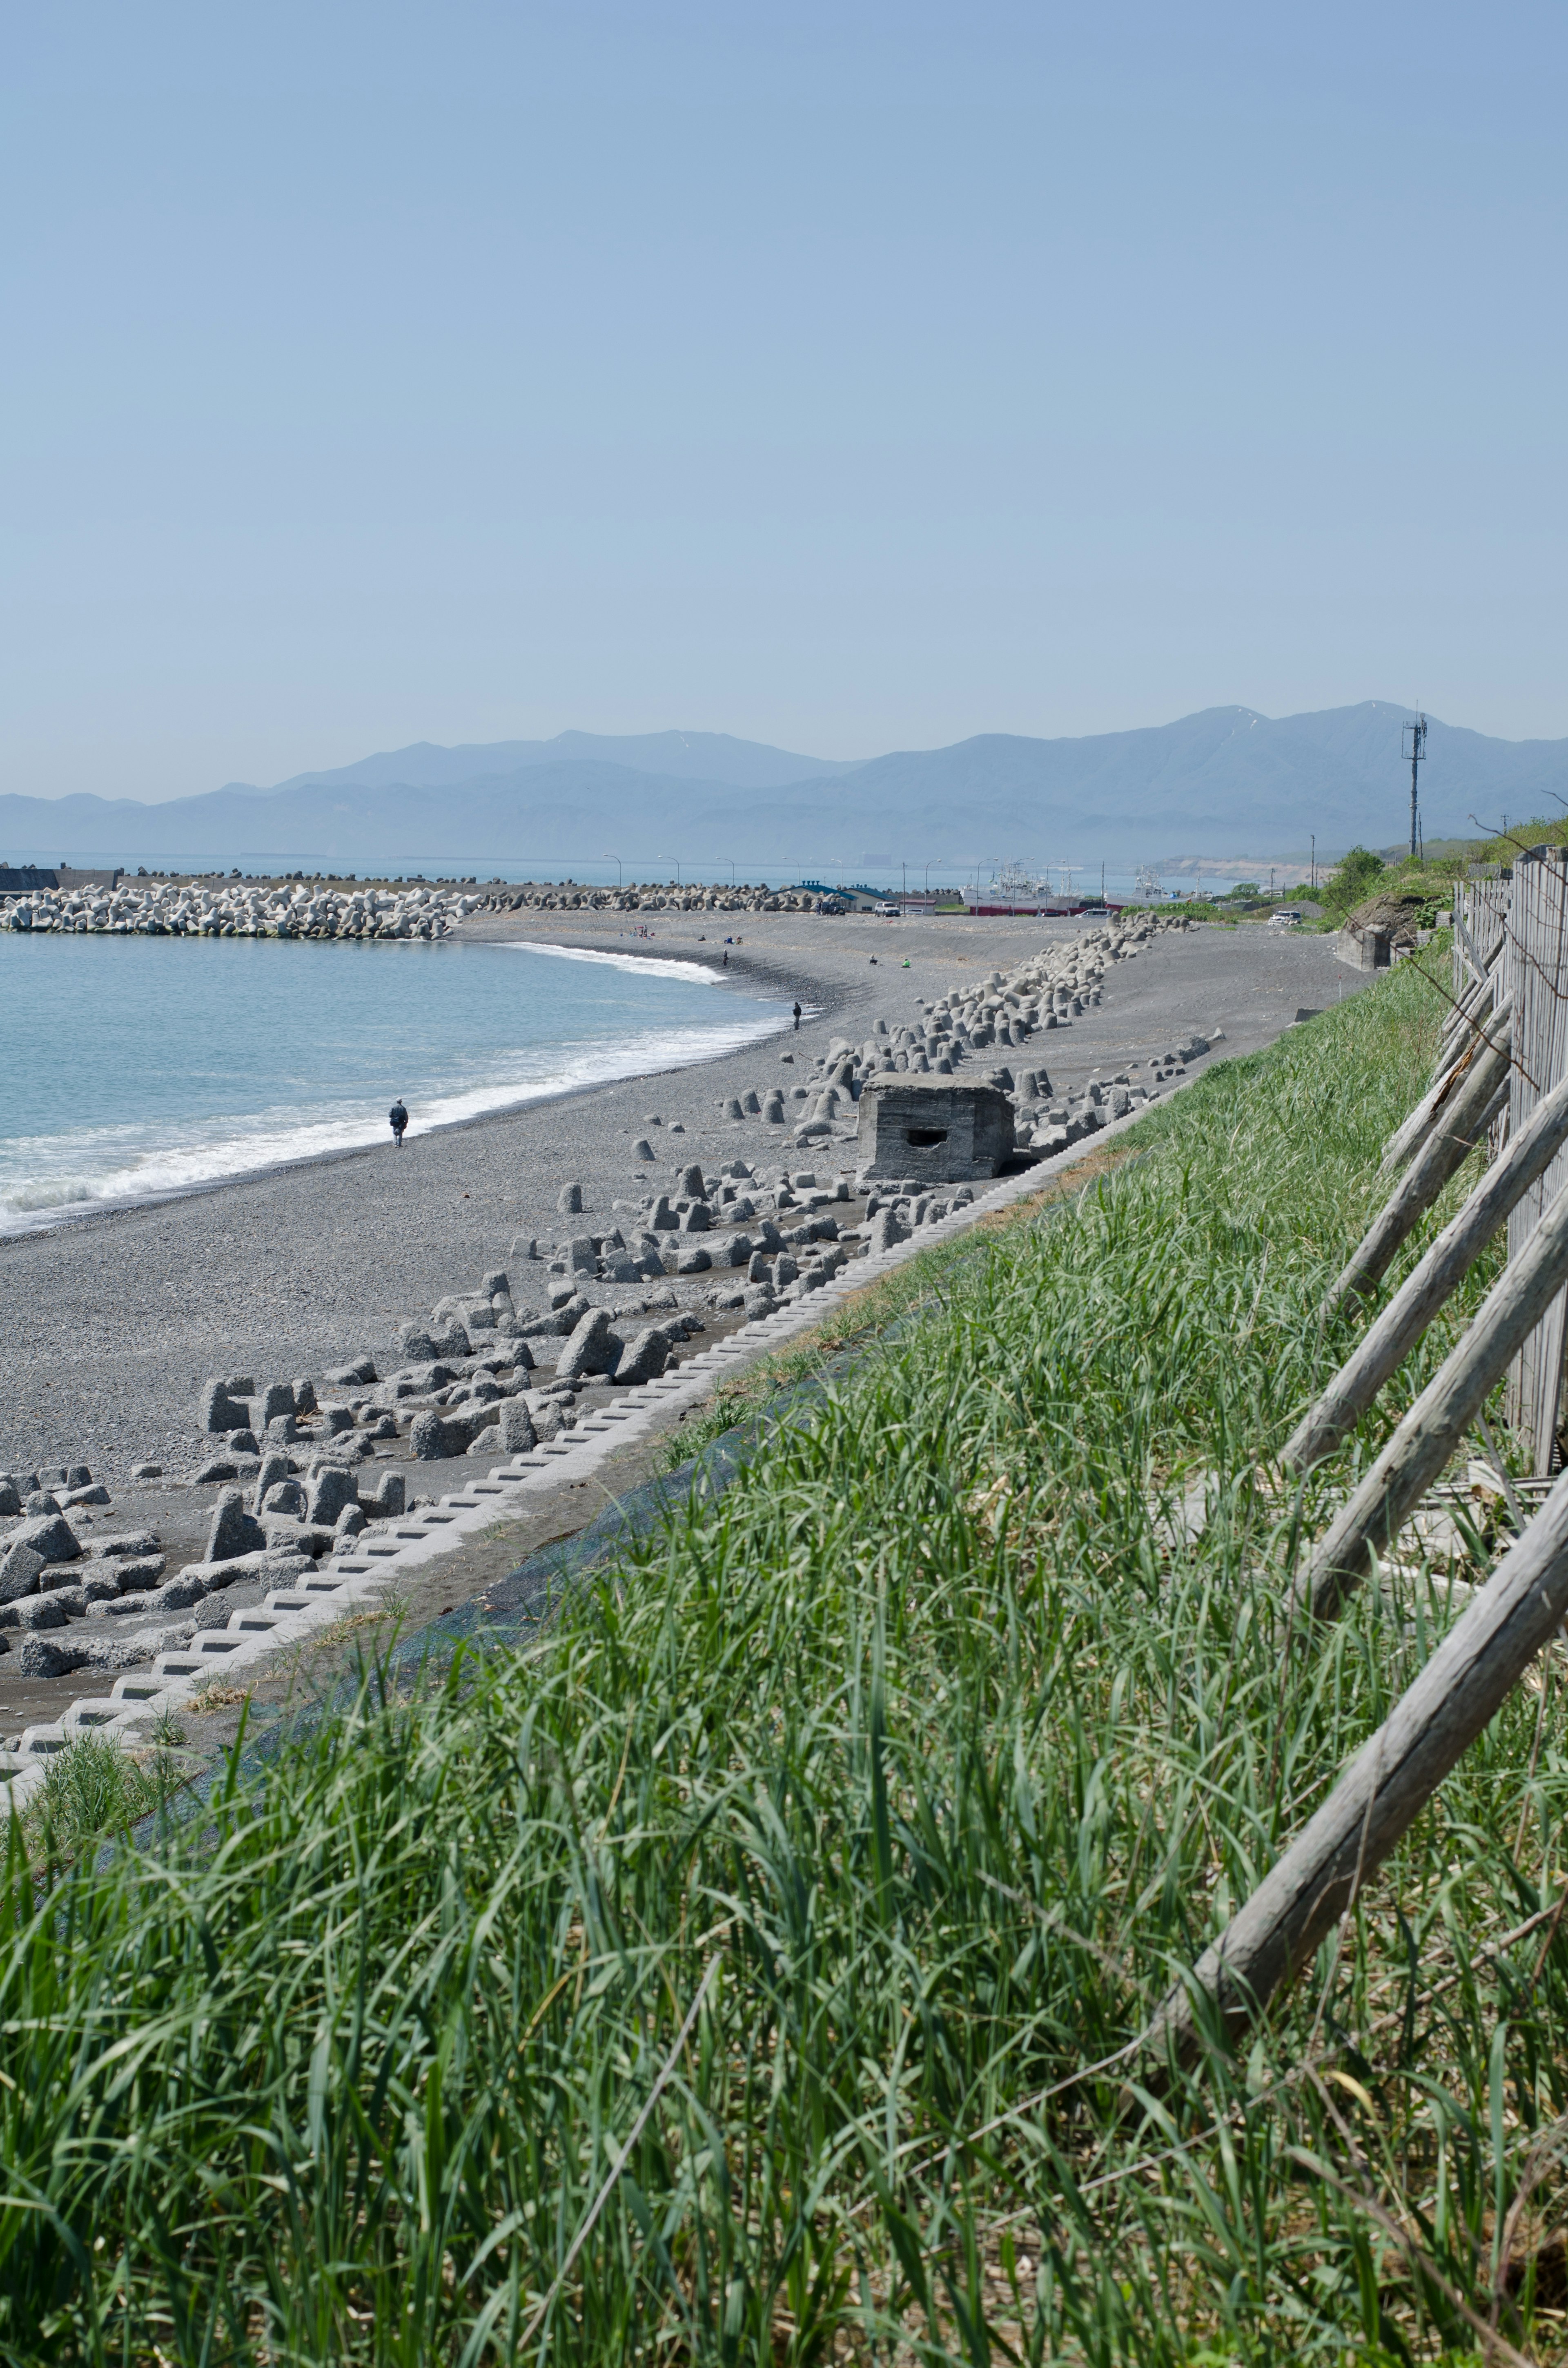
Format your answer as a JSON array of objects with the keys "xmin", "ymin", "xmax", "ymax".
[
  {"xmin": 1285, "ymin": 1064, "xmax": 1568, "ymax": 1472},
  {"xmin": 1451, "ymin": 901, "xmax": 1486, "ymax": 992},
  {"xmin": 1381, "ymin": 995, "xmax": 1510, "ymax": 1181},
  {"xmin": 1327, "ymin": 1025, "xmax": 1512, "ymax": 1313},
  {"xmin": 1503, "ymin": 850, "xmax": 1568, "ymax": 1469},
  {"xmin": 1301, "ymin": 1167, "xmax": 1568, "ymax": 1622},
  {"xmin": 1436, "ymin": 963, "xmax": 1503, "ymax": 1064},
  {"xmin": 1145, "ymin": 1463, "xmax": 1568, "ymax": 2070}
]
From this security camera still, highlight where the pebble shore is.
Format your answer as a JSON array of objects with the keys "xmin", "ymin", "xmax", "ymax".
[
  {"xmin": 0, "ymin": 905, "xmax": 1367, "ymax": 1747},
  {"xmin": 2, "ymin": 906, "xmax": 1362, "ymax": 1488}
]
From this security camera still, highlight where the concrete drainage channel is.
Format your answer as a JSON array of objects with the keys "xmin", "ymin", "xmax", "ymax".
[{"xmin": 0, "ymin": 1088, "xmax": 1193, "ymax": 1813}]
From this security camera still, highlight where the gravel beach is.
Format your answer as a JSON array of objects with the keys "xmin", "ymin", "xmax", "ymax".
[{"xmin": 1, "ymin": 909, "xmax": 1363, "ymax": 1482}]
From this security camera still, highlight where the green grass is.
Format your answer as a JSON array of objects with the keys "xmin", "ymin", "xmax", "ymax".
[
  {"xmin": 2, "ymin": 959, "xmax": 1561, "ymax": 2365},
  {"xmin": 21, "ymin": 1732, "xmax": 187, "ymax": 1868}
]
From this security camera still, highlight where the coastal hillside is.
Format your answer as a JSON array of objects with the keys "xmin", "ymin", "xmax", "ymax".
[{"xmin": 4, "ymin": 702, "xmax": 1566, "ymax": 871}]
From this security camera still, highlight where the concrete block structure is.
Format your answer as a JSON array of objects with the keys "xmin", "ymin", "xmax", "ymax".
[
  {"xmin": 856, "ymin": 1079, "xmax": 1015, "ymax": 1183},
  {"xmin": 0, "ymin": 864, "xmax": 124, "ymax": 893}
]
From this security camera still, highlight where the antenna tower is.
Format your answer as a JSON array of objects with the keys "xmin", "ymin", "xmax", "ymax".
[{"xmin": 1402, "ymin": 713, "xmax": 1428, "ymax": 861}]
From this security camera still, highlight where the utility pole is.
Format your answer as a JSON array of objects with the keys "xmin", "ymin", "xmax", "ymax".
[
  {"xmin": 1402, "ymin": 714, "xmax": 1428, "ymax": 861},
  {"xmin": 1311, "ymin": 834, "xmax": 1316, "ymax": 893}
]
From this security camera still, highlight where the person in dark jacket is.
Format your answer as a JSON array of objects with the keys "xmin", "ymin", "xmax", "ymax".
[
  {"xmin": 389, "ymin": 1099, "xmax": 408, "ymax": 1145},
  {"xmin": 792, "ymin": 1001, "xmax": 802, "ymax": 1031}
]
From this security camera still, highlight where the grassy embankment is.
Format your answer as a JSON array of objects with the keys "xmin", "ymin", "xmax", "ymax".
[
  {"xmin": 7, "ymin": 957, "xmax": 1567, "ymax": 2364},
  {"xmin": 1151, "ymin": 854, "xmax": 1457, "ymax": 932}
]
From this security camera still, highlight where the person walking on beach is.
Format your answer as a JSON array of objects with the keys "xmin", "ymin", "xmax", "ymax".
[
  {"xmin": 389, "ymin": 1098, "xmax": 408, "ymax": 1146},
  {"xmin": 792, "ymin": 1001, "xmax": 802, "ymax": 1031}
]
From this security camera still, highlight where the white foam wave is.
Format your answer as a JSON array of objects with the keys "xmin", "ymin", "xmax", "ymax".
[
  {"xmin": 0, "ymin": 1006, "xmax": 787, "ymax": 1235},
  {"xmin": 499, "ymin": 940, "xmax": 729, "ymax": 985}
]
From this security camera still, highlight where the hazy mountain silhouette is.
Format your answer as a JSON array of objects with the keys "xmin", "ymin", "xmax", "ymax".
[
  {"xmin": 234, "ymin": 729, "xmax": 858, "ymax": 798},
  {"xmin": 5, "ymin": 703, "xmax": 1564, "ymax": 872}
]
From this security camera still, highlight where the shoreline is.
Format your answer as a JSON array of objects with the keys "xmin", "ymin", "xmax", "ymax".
[
  {"xmin": 0, "ymin": 929, "xmax": 814, "ymax": 1246},
  {"xmin": 1, "ymin": 913, "xmax": 1363, "ymax": 1481}
]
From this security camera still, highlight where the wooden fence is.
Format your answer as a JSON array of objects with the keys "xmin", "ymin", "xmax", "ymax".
[
  {"xmin": 1503, "ymin": 849, "xmax": 1568, "ymax": 1469},
  {"xmin": 1453, "ymin": 875, "xmax": 1512, "ymax": 996},
  {"xmin": 1149, "ymin": 860, "xmax": 1568, "ymax": 2066}
]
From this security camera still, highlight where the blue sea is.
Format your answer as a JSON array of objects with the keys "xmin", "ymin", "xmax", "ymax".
[{"xmin": 0, "ymin": 935, "xmax": 788, "ymax": 1235}]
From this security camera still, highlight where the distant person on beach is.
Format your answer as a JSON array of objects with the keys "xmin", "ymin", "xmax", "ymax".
[
  {"xmin": 793, "ymin": 1001, "xmax": 802, "ymax": 1030},
  {"xmin": 389, "ymin": 1098, "xmax": 408, "ymax": 1146}
]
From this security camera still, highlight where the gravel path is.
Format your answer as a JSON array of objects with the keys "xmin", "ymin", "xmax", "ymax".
[{"xmin": 1, "ymin": 912, "xmax": 1364, "ymax": 1480}]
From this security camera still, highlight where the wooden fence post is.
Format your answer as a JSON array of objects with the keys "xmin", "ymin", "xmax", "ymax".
[
  {"xmin": 1326, "ymin": 1024, "xmax": 1512, "ymax": 1313},
  {"xmin": 1380, "ymin": 992, "xmax": 1503, "ymax": 1180},
  {"xmin": 1145, "ymin": 1464, "xmax": 1568, "ymax": 2071},
  {"xmin": 1502, "ymin": 850, "xmax": 1568, "ymax": 1471},
  {"xmin": 1301, "ymin": 1167, "xmax": 1568, "ymax": 1622},
  {"xmin": 1285, "ymin": 1065, "xmax": 1568, "ymax": 1472}
]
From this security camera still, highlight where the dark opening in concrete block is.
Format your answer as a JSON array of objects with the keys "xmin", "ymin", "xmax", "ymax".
[{"xmin": 858, "ymin": 1079, "xmax": 1013, "ymax": 1182}]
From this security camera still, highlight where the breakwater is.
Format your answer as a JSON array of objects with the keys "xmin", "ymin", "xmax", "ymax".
[
  {"xmin": 0, "ymin": 875, "xmax": 853, "ymax": 939},
  {"xmin": 2, "ymin": 876, "xmax": 475, "ymax": 938}
]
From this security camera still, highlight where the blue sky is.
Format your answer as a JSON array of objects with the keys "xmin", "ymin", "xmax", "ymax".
[{"xmin": 4, "ymin": 1, "xmax": 1565, "ymax": 800}]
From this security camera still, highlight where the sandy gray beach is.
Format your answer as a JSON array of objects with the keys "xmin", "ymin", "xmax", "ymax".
[{"xmin": 1, "ymin": 909, "xmax": 1363, "ymax": 1481}]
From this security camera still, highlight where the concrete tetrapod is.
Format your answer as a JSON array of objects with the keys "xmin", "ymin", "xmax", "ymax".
[
  {"xmin": 1299, "ymin": 1166, "xmax": 1568, "ymax": 1623},
  {"xmin": 1284, "ymin": 1063, "xmax": 1568, "ymax": 1473},
  {"xmin": 1324, "ymin": 1019, "xmax": 1512, "ymax": 1314},
  {"xmin": 1147, "ymin": 1460, "xmax": 1568, "ymax": 2071}
]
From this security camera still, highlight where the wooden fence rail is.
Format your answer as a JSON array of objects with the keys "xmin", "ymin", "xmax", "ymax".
[
  {"xmin": 1149, "ymin": 883, "xmax": 1568, "ymax": 2080},
  {"xmin": 1145, "ymin": 1460, "xmax": 1568, "ymax": 2070},
  {"xmin": 1503, "ymin": 849, "xmax": 1568, "ymax": 1469}
]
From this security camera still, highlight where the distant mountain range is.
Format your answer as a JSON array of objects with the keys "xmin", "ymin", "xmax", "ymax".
[
  {"xmin": 245, "ymin": 729, "xmax": 859, "ymax": 798},
  {"xmin": 4, "ymin": 705, "xmax": 1565, "ymax": 874}
]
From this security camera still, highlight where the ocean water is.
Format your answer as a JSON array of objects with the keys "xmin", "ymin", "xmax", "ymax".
[{"xmin": 0, "ymin": 935, "xmax": 788, "ymax": 1235}]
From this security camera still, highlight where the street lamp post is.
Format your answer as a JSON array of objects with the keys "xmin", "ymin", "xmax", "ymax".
[{"xmin": 603, "ymin": 854, "xmax": 622, "ymax": 886}]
